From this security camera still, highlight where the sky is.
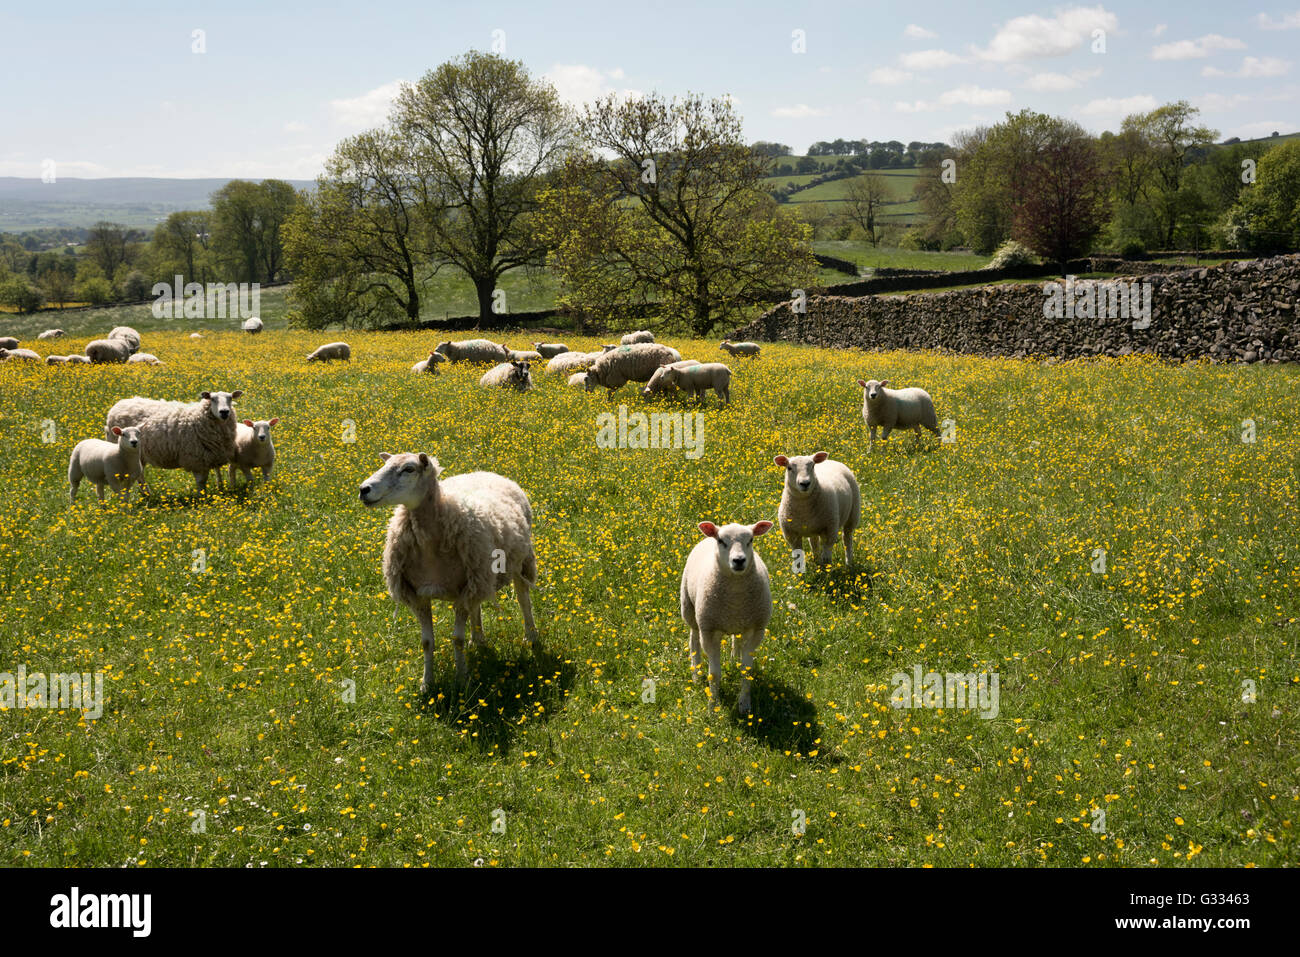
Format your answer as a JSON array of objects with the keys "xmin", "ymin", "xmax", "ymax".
[{"xmin": 1, "ymin": 0, "xmax": 1297, "ymax": 180}]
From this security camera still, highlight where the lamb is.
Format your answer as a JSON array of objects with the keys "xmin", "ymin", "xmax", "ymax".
[
  {"xmin": 412, "ymin": 352, "xmax": 447, "ymax": 374},
  {"xmin": 68, "ymin": 426, "xmax": 145, "ymax": 503},
  {"xmin": 226, "ymin": 417, "xmax": 278, "ymax": 487},
  {"xmin": 190, "ymin": 333, "xmax": 204, "ymax": 340},
  {"xmin": 46, "ymin": 355, "xmax": 71, "ymax": 365},
  {"xmin": 600, "ymin": 343, "xmax": 617, "ymax": 352},
  {"xmin": 661, "ymin": 362, "xmax": 731, "ymax": 405},
  {"xmin": 0, "ymin": 347, "xmax": 40, "ymax": 362},
  {"xmin": 857, "ymin": 378, "xmax": 940, "ymax": 451},
  {"xmin": 0, "ymin": 337, "xmax": 18, "ymax": 350},
  {"xmin": 108, "ymin": 326, "xmax": 141, "ymax": 354},
  {"xmin": 533, "ymin": 342, "xmax": 569, "ymax": 359},
  {"xmin": 641, "ymin": 360, "xmax": 701, "ymax": 397},
  {"xmin": 242, "ymin": 316, "xmax": 263, "ymax": 334},
  {"xmin": 720, "ymin": 340, "xmax": 760, "ymax": 358},
  {"xmin": 38, "ymin": 329, "xmax": 65, "ymax": 340},
  {"xmin": 773, "ymin": 451, "xmax": 861, "ymax": 567},
  {"xmin": 583, "ymin": 343, "xmax": 683, "ymax": 394},
  {"xmin": 567, "ymin": 372, "xmax": 589, "ymax": 388},
  {"xmin": 306, "ymin": 341, "xmax": 351, "ymax": 362},
  {"xmin": 433, "ymin": 339, "xmax": 510, "ymax": 364},
  {"xmin": 105, "ymin": 389, "xmax": 243, "ymax": 492},
  {"xmin": 85, "ymin": 338, "xmax": 132, "ymax": 363},
  {"xmin": 360, "ymin": 452, "xmax": 541, "ymax": 687},
  {"xmin": 65, "ymin": 355, "xmax": 91, "ymax": 364},
  {"xmin": 506, "ymin": 348, "xmax": 543, "ymax": 363},
  {"xmin": 127, "ymin": 353, "xmax": 163, "ymax": 365},
  {"xmin": 479, "ymin": 360, "xmax": 534, "ymax": 391},
  {"xmin": 621, "ymin": 330, "xmax": 655, "ymax": 345},
  {"xmin": 546, "ymin": 351, "xmax": 599, "ymax": 376},
  {"xmin": 680, "ymin": 520, "xmax": 774, "ymax": 714}
]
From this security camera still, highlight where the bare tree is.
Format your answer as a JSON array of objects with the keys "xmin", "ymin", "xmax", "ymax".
[{"xmin": 841, "ymin": 173, "xmax": 890, "ymax": 246}]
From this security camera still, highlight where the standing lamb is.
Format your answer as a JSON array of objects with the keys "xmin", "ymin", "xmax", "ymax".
[
  {"xmin": 773, "ymin": 451, "xmax": 860, "ymax": 567},
  {"xmin": 583, "ymin": 343, "xmax": 682, "ymax": 394},
  {"xmin": 546, "ymin": 351, "xmax": 599, "ymax": 376},
  {"xmin": 242, "ymin": 317, "xmax": 264, "ymax": 334},
  {"xmin": 661, "ymin": 362, "xmax": 732, "ymax": 406},
  {"xmin": 719, "ymin": 340, "xmax": 760, "ymax": 358},
  {"xmin": 108, "ymin": 326, "xmax": 141, "ymax": 354},
  {"xmin": 680, "ymin": 520, "xmax": 774, "ymax": 713},
  {"xmin": 306, "ymin": 341, "xmax": 351, "ymax": 362},
  {"xmin": 38, "ymin": 329, "xmax": 65, "ymax": 340},
  {"xmin": 360, "ymin": 452, "xmax": 541, "ymax": 688},
  {"xmin": 479, "ymin": 360, "xmax": 534, "ymax": 391},
  {"xmin": 857, "ymin": 378, "xmax": 940, "ymax": 452},
  {"xmin": 105, "ymin": 389, "xmax": 243, "ymax": 492},
  {"xmin": 127, "ymin": 353, "xmax": 163, "ymax": 365},
  {"xmin": 85, "ymin": 338, "xmax": 132, "ymax": 363},
  {"xmin": 621, "ymin": 330, "xmax": 655, "ymax": 345},
  {"xmin": 533, "ymin": 342, "xmax": 569, "ymax": 359},
  {"xmin": 0, "ymin": 347, "xmax": 40, "ymax": 362},
  {"xmin": 433, "ymin": 339, "xmax": 510, "ymax": 364},
  {"xmin": 226, "ymin": 418, "xmax": 278, "ymax": 487},
  {"xmin": 412, "ymin": 352, "xmax": 447, "ymax": 374},
  {"xmin": 642, "ymin": 359, "xmax": 701, "ymax": 397},
  {"xmin": 68, "ymin": 426, "xmax": 145, "ymax": 503}
]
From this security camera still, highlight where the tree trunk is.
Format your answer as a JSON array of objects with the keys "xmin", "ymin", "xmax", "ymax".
[{"xmin": 475, "ymin": 274, "xmax": 496, "ymax": 329}]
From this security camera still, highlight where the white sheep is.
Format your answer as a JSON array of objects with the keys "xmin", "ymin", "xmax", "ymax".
[
  {"xmin": 641, "ymin": 360, "xmax": 701, "ymax": 397},
  {"xmin": 433, "ymin": 339, "xmax": 510, "ymax": 364},
  {"xmin": 857, "ymin": 378, "xmax": 940, "ymax": 451},
  {"xmin": 567, "ymin": 372, "xmax": 589, "ymax": 388},
  {"xmin": 242, "ymin": 317, "xmax": 264, "ymax": 334},
  {"xmin": 545, "ymin": 351, "xmax": 599, "ymax": 376},
  {"xmin": 720, "ymin": 340, "xmax": 760, "ymax": 358},
  {"xmin": 533, "ymin": 342, "xmax": 569, "ymax": 358},
  {"xmin": 0, "ymin": 347, "xmax": 40, "ymax": 362},
  {"xmin": 127, "ymin": 353, "xmax": 163, "ymax": 365},
  {"xmin": 0, "ymin": 337, "xmax": 18, "ymax": 350},
  {"xmin": 621, "ymin": 330, "xmax": 655, "ymax": 345},
  {"xmin": 773, "ymin": 451, "xmax": 860, "ymax": 567},
  {"xmin": 680, "ymin": 520, "xmax": 774, "ymax": 713},
  {"xmin": 46, "ymin": 355, "xmax": 71, "ymax": 365},
  {"xmin": 68, "ymin": 426, "xmax": 145, "ymax": 503},
  {"xmin": 479, "ymin": 360, "xmax": 534, "ymax": 391},
  {"xmin": 226, "ymin": 417, "xmax": 278, "ymax": 487},
  {"xmin": 108, "ymin": 326, "xmax": 141, "ymax": 354},
  {"xmin": 662, "ymin": 362, "xmax": 731, "ymax": 405},
  {"xmin": 412, "ymin": 351, "xmax": 447, "ymax": 374},
  {"xmin": 38, "ymin": 329, "xmax": 65, "ymax": 340},
  {"xmin": 105, "ymin": 390, "xmax": 243, "ymax": 492},
  {"xmin": 65, "ymin": 355, "xmax": 91, "ymax": 364},
  {"xmin": 583, "ymin": 343, "xmax": 683, "ymax": 394},
  {"xmin": 600, "ymin": 343, "xmax": 618, "ymax": 352},
  {"xmin": 306, "ymin": 341, "xmax": 351, "ymax": 362},
  {"xmin": 506, "ymin": 348, "xmax": 543, "ymax": 363},
  {"xmin": 190, "ymin": 333, "xmax": 204, "ymax": 340},
  {"xmin": 360, "ymin": 452, "xmax": 540, "ymax": 687},
  {"xmin": 85, "ymin": 338, "xmax": 132, "ymax": 363}
]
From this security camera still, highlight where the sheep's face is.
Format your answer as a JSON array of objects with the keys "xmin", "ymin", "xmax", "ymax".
[
  {"xmin": 775, "ymin": 452, "xmax": 829, "ymax": 496},
  {"xmin": 433, "ymin": 341, "xmax": 452, "ymax": 357},
  {"xmin": 201, "ymin": 390, "xmax": 243, "ymax": 420},
  {"xmin": 111, "ymin": 426, "xmax": 142, "ymax": 449},
  {"xmin": 857, "ymin": 379, "xmax": 892, "ymax": 404},
  {"xmin": 243, "ymin": 418, "xmax": 278, "ymax": 443},
  {"xmin": 582, "ymin": 371, "xmax": 598, "ymax": 392},
  {"xmin": 699, "ymin": 521, "xmax": 773, "ymax": 576},
  {"xmin": 509, "ymin": 361, "xmax": 532, "ymax": 388},
  {"xmin": 643, "ymin": 366, "xmax": 671, "ymax": 395},
  {"xmin": 360, "ymin": 452, "xmax": 441, "ymax": 508}
]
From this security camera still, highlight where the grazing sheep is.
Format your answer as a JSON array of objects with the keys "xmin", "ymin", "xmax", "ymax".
[
  {"xmin": 642, "ymin": 360, "xmax": 701, "ymax": 397},
  {"xmin": 583, "ymin": 343, "xmax": 683, "ymax": 394},
  {"xmin": 0, "ymin": 337, "xmax": 18, "ymax": 350},
  {"xmin": 533, "ymin": 342, "xmax": 569, "ymax": 359},
  {"xmin": 506, "ymin": 348, "xmax": 543, "ymax": 363},
  {"xmin": 412, "ymin": 352, "xmax": 447, "ymax": 374},
  {"xmin": 720, "ymin": 339, "xmax": 760, "ymax": 358},
  {"xmin": 857, "ymin": 378, "xmax": 940, "ymax": 452},
  {"xmin": 621, "ymin": 330, "xmax": 655, "ymax": 345},
  {"xmin": 433, "ymin": 339, "xmax": 510, "ymax": 364},
  {"xmin": 306, "ymin": 341, "xmax": 351, "ymax": 362},
  {"xmin": 0, "ymin": 347, "xmax": 40, "ymax": 362},
  {"xmin": 242, "ymin": 316, "xmax": 263, "ymax": 334},
  {"xmin": 773, "ymin": 451, "xmax": 860, "ymax": 567},
  {"xmin": 105, "ymin": 390, "xmax": 243, "ymax": 492},
  {"xmin": 546, "ymin": 351, "xmax": 599, "ymax": 376},
  {"xmin": 360, "ymin": 452, "xmax": 541, "ymax": 687},
  {"xmin": 68, "ymin": 426, "xmax": 145, "ymax": 503},
  {"xmin": 680, "ymin": 520, "xmax": 774, "ymax": 713},
  {"xmin": 108, "ymin": 326, "xmax": 141, "ymax": 354},
  {"xmin": 226, "ymin": 418, "xmax": 278, "ymax": 487},
  {"xmin": 85, "ymin": 338, "xmax": 132, "ymax": 364},
  {"xmin": 567, "ymin": 372, "xmax": 589, "ymax": 388},
  {"xmin": 127, "ymin": 352, "xmax": 163, "ymax": 365},
  {"xmin": 661, "ymin": 362, "xmax": 731, "ymax": 405},
  {"xmin": 479, "ymin": 360, "xmax": 534, "ymax": 391},
  {"xmin": 38, "ymin": 329, "xmax": 65, "ymax": 340}
]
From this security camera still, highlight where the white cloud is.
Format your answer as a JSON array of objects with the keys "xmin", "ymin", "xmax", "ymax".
[
  {"xmin": 284, "ymin": 120, "xmax": 309, "ymax": 133},
  {"xmin": 771, "ymin": 103, "xmax": 830, "ymax": 119},
  {"xmin": 1152, "ymin": 23, "xmax": 1167, "ymax": 37},
  {"xmin": 868, "ymin": 66, "xmax": 913, "ymax": 85},
  {"xmin": 1150, "ymin": 34, "xmax": 1245, "ymax": 60},
  {"xmin": 1202, "ymin": 56, "xmax": 1291, "ymax": 78},
  {"xmin": 542, "ymin": 64, "xmax": 640, "ymax": 108},
  {"xmin": 1024, "ymin": 67, "xmax": 1102, "ymax": 91},
  {"xmin": 1256, "ymin": 11, "xmax": 1300, "ymax": 30},
  {"xmin": 899, "ymin": 48, "xmax": 966, "ymax": 70},
  {"xmin": 1195, "ymin": 92, "xmax": 1251, "ymax": 111},
  {"xmin": 895, "ymin": 85, "xmax": 1012, "ymax": 113},
  {"xmin": 1080, "ymin": 94, "xmax": 1158, "ymax": 115},
  {"xmin": 328, "ymin": 80, "xmax": 406, "ymax": 130},
  {"xmin": 904, "ymin": 24, "xmax": 937, "ymax": 39},
  {"xmin": 975, "ymin": 6, "xmax": 1118, "ymax": 62}
]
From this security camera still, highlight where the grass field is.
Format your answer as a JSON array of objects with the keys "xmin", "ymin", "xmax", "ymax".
[
  {"xmin": 813, "ymin": 242, "xmax": 993, "ymax": 273},
  {"xmin": 1, "ymin": 330, "xmax": 1297, "ymax": 867}
]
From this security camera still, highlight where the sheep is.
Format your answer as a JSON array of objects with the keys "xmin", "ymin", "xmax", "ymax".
[
  {"xmin": 583, "ymin": 343, "xmax": 683, "ymax": 394},
  {"xmin": 601, "ymin": 344, "xmax": 618, "ymax": 352},
  {"xmin": 479, "ymin": 360, "xmax": 534, "ymax": 391},
  {"xmin": 641, "ymin": 360, "xmax": 701, "ymax": 397},
  {"xmin": 533, "ymin": 342, "xmax": 569, "ymax": 359},
  {"xmin": 680, "ymin": 520, "xmax": 774, "ymax": 714},
  {"xmin": 65, "ymin": 355, "xmax": 90, "ymax": 364},
  {"xmin": 506, "ymin": 348, "xmax": 543, "ymax": 363},
  {"xmin": 857, "ymin": 378, "xmax": 940, "ymax": 452},
  {"xmin": 720, "ymin": 339, "xmax": 760, "ymax": 358},
  {"xmin": 108, "ymin": 326, "xmax": 141, "ymax": 354},
  {"xmin": 85, "ymin": 338, "xmax": 132, "ymax": 364},
  {"xmin": 567, "ymin": 372, "xmax": 589, "ymax": 388},
  {"xmin": 412, "ymin": 352, "xmax": 447, "ymax": 374},
  {"xmin": 433, "ymin": 339, "xmax": 510, "ymax": 364},
  {"xmin": 104, "ymin": 390, "xmax": 243, "ymax": 492},
  {"xmin": 127, "ymin": 353, "xmax": 163, "ymax": 365},
  {"xmin": 306, "ymin": 341, "xmax": 351, "ymax": 362},
  {"xmin": 38, "ymin": 329, "xmax": 65, "ymax": 340},
  {"xmin": 190, "ymin": 333, "xmax": 204, "ymax": 340},
  {"xmin": 360, "ymin": 452, "xmax": 540, "ymax": 687},
  {"xmin": 661, "ymin": 362, "xmax": 731, "ymax": 405},
  {"xmin": 0, "ymin": 347, "xmax": 40, "ymax": 362},
  {"xmin": 242, "ymin": 316, "xmax": 263, "ymax": 334},
  {"xmin": 773, "ymin": 451, "xmax": 860, "ymax": 567},
  {"xmin": 68, "ymin": 426, "xmax": 145, "ymax": 503},
  {"xmin": 545, "ymin": 350, "xmax": 599, "ymax": 376},
  {"xmin": 46, "ymin": 355, "xmax": 71, "ymax": 365},
  {"xmin": 621, "ymin": 330, "xmax": 655, "ymax": 345},
  {"xmin": 0, "ymin": 337, "xmax": 18, "ymax": 350},
  {"xmin": 226, "ymin": 417, "xmax": 278, "ymax": 487}
]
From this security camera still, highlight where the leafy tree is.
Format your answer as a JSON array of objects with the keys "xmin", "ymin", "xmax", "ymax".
[
  {"xmin": 1121, "ymin": 101, "xmax": 1217, "ymax": 247},
  {"xmin": 153, "ymin": 211, "xmax": 212, "ymax": 285},
  {"xmin": 841, "ymin": 173, "xmax": 890, "ymax": 246},
  {"xmin": 1010, "ymin": 118, "xmax": 1107, "ymax": 269},
  {"xmin": 86, "ymin": 221, "xmax": 129, "ymax": 278},
  {"xmin": 1224, "ymin": 138, "xmax": 1300, "ymax": 252},
  {"xmin": 751, "ymin": 141, "xmax": 792, "ymax": 158},
  {"xmin": 210, "ymin": 179, "xmax": 300, "ymax": 283},
  {"xmin": 0, "ymin": 275, "xmax": 45, "ymax": 312}
]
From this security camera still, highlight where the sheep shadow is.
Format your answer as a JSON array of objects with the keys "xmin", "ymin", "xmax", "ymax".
[
  {"xmin": 417, "ymin": 645, "xmax": 576, "ymax": 756},
  {"xmin": 732, "ymin": 672, "xmax": 827, "ymax": 756},
  {"xmin": 794, "ymin": 561, "xmax": 874, "ymax": 606}
]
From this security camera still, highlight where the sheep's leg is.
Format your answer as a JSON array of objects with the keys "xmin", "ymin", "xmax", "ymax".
[
  {"xmin": 881, "ymin": 425, "xmax": 893, "ymax": 445},
  {"xmin": 844, "ymin": 525, "xmax": 855, "ymax": 566},
  {"xmin": 737, "ymin": 628, "xmax": 762, "ymax": 714},
  {"xmin": 452, "ymin": 607, "xmax": 469, "ymax": 683},
  {"xmin": 688, "ymin": 626, "xmax": 702, "ymax": 681},
  {"xmin": 415, "ymin": 601, "xmax": 437, "ymax": 696},
  {"xmin": 820, "ymin": 533, "xmax": 835, "ymax": 566},
  {"xmin": 194, "ymin": 470, "xmax": 208, "ymax": 492},
  {"xmin": 68, "ymin": 475, "xmax": 79, "ymax": 503},
  {"xmin": 95, "ymin": 481, "xmax": 105, "ymax": 503},
  {"xmin": 261, "ymin": 464, "xmax": 272, "ymax": 479},
  {"xmin": 470, "ymin": 606, "xmax": 487, "ymax": 648},
  {"xmin": 869, "ymin": 424, "xmax": 877, "ymax": 452},
  {"xmin": 515, "ymin": 576, "xmax": 541, "ymax": 650},
  {"xmin": 703, "ymin": 632, "xmax": 724, "ymax": 707}
]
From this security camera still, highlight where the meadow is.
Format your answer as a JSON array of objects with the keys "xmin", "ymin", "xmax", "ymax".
[{"xmin": 0, "ymin": 329, "xmax": 1297, "ymax": 867}]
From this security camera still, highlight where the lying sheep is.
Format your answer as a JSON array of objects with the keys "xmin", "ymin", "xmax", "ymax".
[
  {"xmin": 108, "ymin": 326, "xmax": 141, "ymax": 354},
  {"xmin": 242, "ymin": 316, "xmax": 263, "ymax": 334},
  {"xmin": 65, "ymin": 355, "xmax": 90, "ymax": 364},
  {"xmin": 546, "ymin": 351, "xmax": 599, "ymax": 376},
  {"xmin": 433, "ymin": 339, "xmax": 510, "ymax": 364},
  {"xmin": 0, "ymin": 337, "xmax": 18, "ymax": 350},
  {"xmin": 47, "ymin": 354, "xmax": 88, "ymax": 365},
  {"xmin": 773, "ymin": 451, "xmax": 860, "ymax": 567},
  {"xmin": 360, "ymin": 452, "xmax": 541, "ymax": 687},
  {"xmin": 601, "ymin": 344, "xmax": 617, "ymax": 352},
  {"xmin": 567, "ymin": 372, "xmax": 589, "ymax": 388},
  {"xmin": 38, "ymin": 329, "xmax": 65, "ymax": 340},
  {"xmin": 0, "ymin": 347, "xmax": 40, "ymax": 362},
  {"xmin": 621, "ymin": 330, "xmax": 655, "ymax": 345},
  {"xmin": 680, "ymin": 520, "xmax": 774, "ymax": 713},
  {"xmin": 190, "ymin": 333, "xmax": 204, "ymax": 340},
  {"xmin": 306, "ymin": 341, "xmax": 351, "ymax": 362},
  {"xmin": 506, "ymin": 348, "xmax": 543, "ymax": 363},
  {"xmin": 69, "ymin": 426, "xmax": 145, "ymax": 503},
  {"xmin": 479, "ymin": 360, "xmax": 534, "ymax": 391},
  {"xmin": 412, "ymin": 352, "xmax": 447, "ymax": 374},
  {"xmin": 642, "ymin": 360, "xmax": 701, "ymax": 397},
  {"xmin": 226, "ymin": 418, "xmax": 278, "ymax": 487},
  {"xmin": 583, "ymin": 343, "xmax": 682, "ymax": 394},
  {"xmin": 533, "ymin": 342, "xmax": 569, "ymax": 358},
  {"xmin": 662, "ymin": 362, "xmax": 731, "ymax": 405},
  {"xmin": 85, "ymin": 338, "xmax": 132, "ymax": 363},
  {"xmin": 127, "ymin": 353, "xmax": 163, "ymax": 365},
  {"xmin": 720, "ymin": 339, "xmax": 760, "ymax": 358},
  {"xmin": 105, "ymin": 390, "xmax": 243, "ymax": 492},
  {"xmin": 857, "ymin": 378, "xmax": 940, "ymax": 452}
]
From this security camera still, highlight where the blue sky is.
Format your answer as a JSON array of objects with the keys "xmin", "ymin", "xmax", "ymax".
[{"xmin": 1, "ymin": 0, "xmax": 1297, "ymax": 179}]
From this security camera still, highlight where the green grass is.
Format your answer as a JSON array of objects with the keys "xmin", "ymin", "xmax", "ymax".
[
  {"xmin": 812, "ymin": 243, "xmax": 993, "ymax": 273},
  {"xmin": 0, "ymin": 331, "xmax": 1296, "ymax": 867}
]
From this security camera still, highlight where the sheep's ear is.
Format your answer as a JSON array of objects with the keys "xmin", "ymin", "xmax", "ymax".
[
  {"xmin": 111, "ymin": 426, "xmax": 122, "ymax": 436},
  {"xmin": 752, "ymin": 520, "xmax": 773, "ymax": 537},
  {"xmin": 269, "ymin": 417, "xmax": 279, "ymax": 427},
  {"xmin": 880, "ymin": 380, "xmax": 891, "ymax": 388},
  {"xmin": 813, "ymin": 451, "xmax": 829, "ymax": 463},
  {"xmin": 856, "ymin": 379, "xmax": 867, "ymax": 389},
  {"xmin": 232, "ymin": 390, "xmax": 243, "ymax": 399},
  {"xmin": 242, "ymin": 419, "xmax": 254, "ymax": 427},
  {"xmin": 774, "ymin": 455, "xmax": 789, "ymax": 467},
  {"xmin": 698, "ymin": 522, "xmax": 720, "ymax": 539},
  {"xmin": 417, "ymin": 453, "xmax": 431, "ymax": 470},
  {"xmin": 379, "ymin": 452, "xmax": 392, "ymax": 462},
  {"xmin": 201, "ymin": 391, "xmax": 211, "ymax": 399}
]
